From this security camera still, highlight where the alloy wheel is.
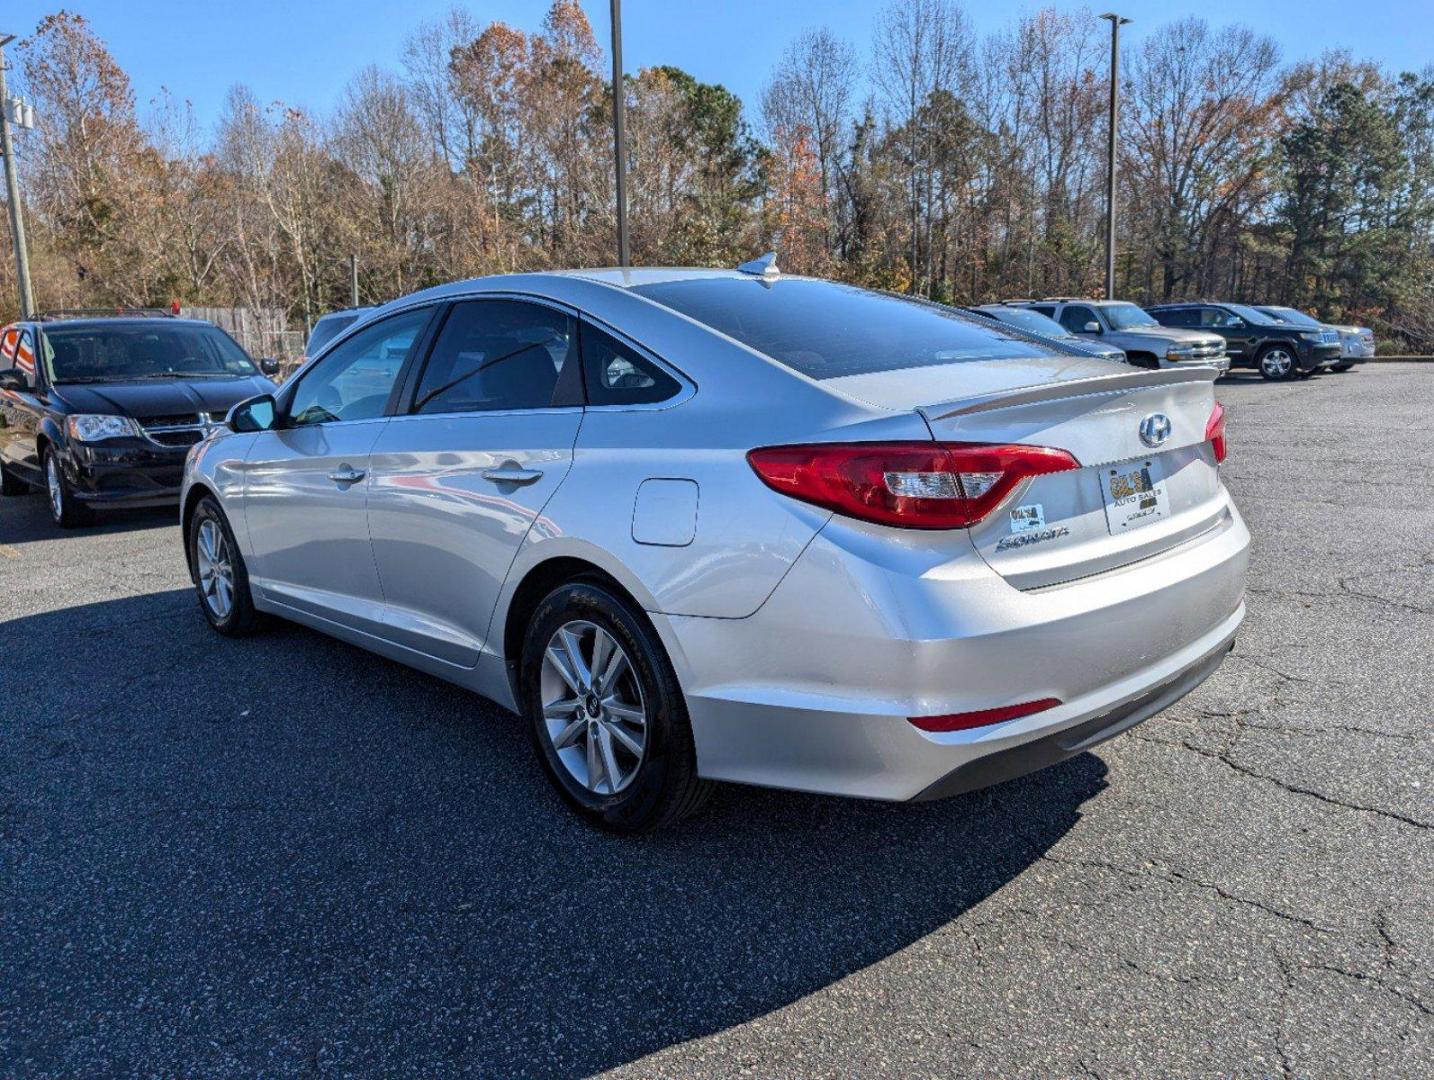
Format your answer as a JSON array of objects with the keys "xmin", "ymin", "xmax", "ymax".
[
  {"xmin": 539, "ymin": 620, "xmax": 648, "ymax": 795},
  {"xmin": 195, "ymin": 518, "xmax": 235, "ymax": 619},
  {"xmin": 1261, "ymin": 348, "xmax": 1294, "ymax": 378},
  {"xmin": 45, "ymin": 457, "xmax": 64, "ymax": 521}
]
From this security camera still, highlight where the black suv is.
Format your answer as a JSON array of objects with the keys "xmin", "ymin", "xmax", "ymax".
[
  {"xmin": 0, "ymin": 310, "xmax": 279, "ymax": 526},
  {"xmin": 1147, "ymin": 301, "xmax": 1341, "ymax": 381}
]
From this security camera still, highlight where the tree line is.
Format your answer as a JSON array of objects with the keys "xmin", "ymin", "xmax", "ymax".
[{"xmin": 4, "ymin": 2, "xmax": 1432, "ymax": 349}]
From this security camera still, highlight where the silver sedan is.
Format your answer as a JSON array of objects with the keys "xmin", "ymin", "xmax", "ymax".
[{"xmin": 181, "ymin": 266, "xmax": 1249, "ymax": 832}]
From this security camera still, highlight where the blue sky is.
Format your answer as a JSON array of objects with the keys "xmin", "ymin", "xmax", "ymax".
[{"xmin": 5, "ymin": 0, "xmax": 1431, "ymax": 134}]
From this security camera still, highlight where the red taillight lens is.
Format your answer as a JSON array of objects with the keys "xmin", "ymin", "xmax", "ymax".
[
  {"xmin": 1205, "ymin": 402, "xmax": 1227, "ymax": 464},
  {"xmin": 908, "ymin": 697, "xmax": 1062, "ymax": 732},
  {"xmin": 746, "ymin": 441, "xmax": 1080, "ymax": 529}
]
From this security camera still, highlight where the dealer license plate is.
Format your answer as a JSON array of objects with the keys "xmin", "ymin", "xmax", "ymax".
[{"xmin": 1100, "ymin": 458, "xmax": 1170, "ymax": 533}]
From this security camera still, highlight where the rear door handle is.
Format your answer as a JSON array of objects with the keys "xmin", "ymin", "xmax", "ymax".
[
  {"xmin": 481, "ymin": 466, "xmax": 543, "ymax": 486},
  {"xmin": 328, "ymin": 465, "xmax": 366, "ymax": 484}
]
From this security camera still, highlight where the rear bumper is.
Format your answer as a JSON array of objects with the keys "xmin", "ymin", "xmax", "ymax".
[
  {"xmin": 658, "ymin": 497, "xmax": 1249, "ymax": 801},
  {"xmin": 913, "ymin": 633, "xmax": 1233, "ymax": 800}
]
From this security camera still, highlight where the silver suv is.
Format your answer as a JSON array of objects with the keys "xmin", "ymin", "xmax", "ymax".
[{"xmin": 1010, "ymin": 298, "xmax": 1230, "ymax": 374}]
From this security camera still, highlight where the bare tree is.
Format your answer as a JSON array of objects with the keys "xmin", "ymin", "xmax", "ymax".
[
  {"xmin": 762, "ymin": 28, "xmax": 858, "ymax": 256},
  {"xmin": 872, "ymin": 0, "xmax": 973, "ymax": 292}
]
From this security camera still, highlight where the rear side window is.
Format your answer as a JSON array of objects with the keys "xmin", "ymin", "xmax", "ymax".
[
  {"xmin": 631, "ymin": 278, "xmax": 1056, "ymax": 380},
  {"xmin": 581, "ymin": 322, "xmax": 680, "ymax": 405},
  {"xmin": 1155, "ymin": 308, "xmax": 1196, "ymax": 327},
  {"xmin": 412, "ymin": 300, "xmax": 576, "ymax": 415}
]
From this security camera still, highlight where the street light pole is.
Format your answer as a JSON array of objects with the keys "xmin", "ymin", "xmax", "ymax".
[
  {"xmin": 0, "ymin": 34, "xmax": 36, "ymax": 319},
  {"xmin": 1099, "ymin": 13, "xmax": 1131, "ymax": 301},
  {"xmin": 609, "ymin": 0, "xmax": 630, "ymax": 268}
]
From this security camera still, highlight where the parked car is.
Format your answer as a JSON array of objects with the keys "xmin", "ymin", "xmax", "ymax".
[
  {"xmin": 965, "ymin": 303, "xmax": 1128, "ymax": 364},
  {"xmin": 1255, "ymin": 306, "xmax": 1373, "ymax": 372},
  {"xmin": 182, "ymin": 267, "xmax": 1248, "ymax": 833},
  {"xmin": 303, "ymin": 306, "xmax": 375, "ymax": 365},
  {"xmin": 1007, "ymin": 298, "xmax": 1231, "ymax": 374},
  {"xmin": 1147, "ymin": 301, "xmax": 1341, "ymax": 381},
  {"xmin": 0, "ymin": 311, "xmax": 280, "ymax": 526}
]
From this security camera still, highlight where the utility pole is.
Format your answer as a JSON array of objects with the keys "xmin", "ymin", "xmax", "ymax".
[
  {"xmin": 1099, "ymin": 13, "xmax": 1131, "ymax": 301},
  {"xmin": 0, "ymin": 35, "xmax": 35, "ymax": 319},
  {"xmin": 349, "ymin": 254, "xmax": 359, "ymax": 307},
  {"xmin": 609, "ymin": 0, "xmax": 629, "ymax": 267}
]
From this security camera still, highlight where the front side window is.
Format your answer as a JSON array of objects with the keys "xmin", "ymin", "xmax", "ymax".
[
  {"xmin": 412, "ymin": 300, "xmax": 575, "ymax": 415},
  {"xmin": 287, "ymin": 307, "xmax": 431, "ymax": 426},
  {"xmin": 581, "ymin": 322, "xmax": 681, "ymax": 405},
  {"xmin": 42, "ymin": 323, "xmax": 259, "ymax": 383},
  {"xmin": 1059, "ymin": 305, "xmax": 1100, "ymax": 333},
  {"xmin": 1201, "ymin": 307, "xmax": 1243, "ymax": 329}
]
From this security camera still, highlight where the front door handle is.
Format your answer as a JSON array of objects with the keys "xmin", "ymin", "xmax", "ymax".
[
  {"xmin": 329, "ymin": 465, "xmax": 366, "ymax": 484},
  {"xmin": 481, "ymin": 466, "xmax": 543, "ymax": 486}
]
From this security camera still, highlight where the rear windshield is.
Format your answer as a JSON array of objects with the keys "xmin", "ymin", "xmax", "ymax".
[
  {"xmin": 306, "ymin": 312, "xmax": 364, "ymax": 356},
  {"xmin": 631, "ymin": 278, "xmax": 1059, "ymax": 379},
  {"xmin": 43, "ymin": 323, "xmax": 257, "ymax": 383}
]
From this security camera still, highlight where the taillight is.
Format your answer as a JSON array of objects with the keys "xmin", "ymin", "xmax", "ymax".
[
  {"xmin": 908, "ymin": 697, "xmax": 1062, "ymax": 732},
  {"xmin": 1206, "ymin": 402, "xmax": 1227, "ymax": 463},
  {"xmin": 746, "ymin": 441, "xmax": 1080, "ymax": 529}
]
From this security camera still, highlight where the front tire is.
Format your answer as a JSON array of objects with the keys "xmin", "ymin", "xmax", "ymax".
[
  {"xmin": 1257, "ymin": 345, "xmax": 1297, "ymax": 381},
  {"xmin": 188, "ymin": 496, "xmax": 262, "ymax": 635},
  {"xmin": 521, "ymin": 581, "xmax": 711, "ymax": 833},
  {"xmin": 43, "ymin": 451, "xmax": 93, "ymax": 527}
]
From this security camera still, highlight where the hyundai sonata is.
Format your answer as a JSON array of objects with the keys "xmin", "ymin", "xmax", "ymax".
[{"xmin": 181, "ymin": 264, "xmax": 1248, "ymax": 832}]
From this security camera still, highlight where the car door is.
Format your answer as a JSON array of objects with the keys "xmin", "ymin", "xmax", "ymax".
[
  {"xmin": 365, "ymin": 297, "xmax": 584, "ymax": 667},
  {"xmin": 241, "ymin": 306, "xmax": 435, "ymax": 634},
  {"xmin": 0, "ymin": 327, "xmax": 44, "ymax": 483},
  {"xmin": 1057, "ymin": 304, "xmax": 1102, "ymax": 340}
]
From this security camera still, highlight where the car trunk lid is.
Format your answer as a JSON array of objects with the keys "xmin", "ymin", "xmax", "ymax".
[{"xmin": 827, "ymin": 358, "xmax": 1226, "ymax": 590}]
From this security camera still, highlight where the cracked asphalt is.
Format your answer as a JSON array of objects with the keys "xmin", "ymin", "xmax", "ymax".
[{"xmin": 2, "ymin": 363, "xmax": 1430, "ymax": 1078}]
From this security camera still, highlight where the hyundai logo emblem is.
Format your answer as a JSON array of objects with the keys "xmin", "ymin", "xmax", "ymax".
[{"xmin": 1139, "ymin": 413, "xmax": 1172, "ymax": 447}]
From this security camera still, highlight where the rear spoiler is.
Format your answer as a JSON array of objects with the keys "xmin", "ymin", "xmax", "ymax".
[{"xmin": 919, "ymin": 365, "xmax": 1217, "ymax": 422}]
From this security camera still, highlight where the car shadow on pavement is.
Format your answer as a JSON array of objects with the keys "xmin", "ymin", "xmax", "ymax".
[
  {"xmin": 0, "ymin": 490, "xmax": 175, "ymax": 545},
  {"xmin": 2, "ymin": 589, "xmax": 1107, "ymax": 1078}
]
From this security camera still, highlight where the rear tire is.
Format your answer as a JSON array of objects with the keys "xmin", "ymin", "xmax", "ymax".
[
  {"xmin": 521, "ymin": 580, "xmax": 712, "ymax": 833},
  {"xmin": 187, "ymin": 496, "xmax": 263, "ymax": 636},
  {"xmin": 43, "ymin": 451, "xmax": 93, "ymax": 527},
  {"xmin": 1257, "ymin": 345, "xmax": 1297, "ymax": 381}
]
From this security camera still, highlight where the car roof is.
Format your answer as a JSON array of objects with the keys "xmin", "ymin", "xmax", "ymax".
[{"xmin": 34, "ymin": 317, "xmax": 217, "ymax": 330}]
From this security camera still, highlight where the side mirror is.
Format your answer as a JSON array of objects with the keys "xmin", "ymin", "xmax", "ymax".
[
  {"xmin": 1083, "ymin": 321, "xmax": 1102, "ymax": 334},
  {"xmin": 0, "ymin": 367, "xmax": 27, "ymax": 391},
  {"xmin": 258, "ymin": 357, "xmax": 281, "ymax": 376},
  {"xmin": 228, "ymin": 394, "xmax": 278, "ymax": 433}
]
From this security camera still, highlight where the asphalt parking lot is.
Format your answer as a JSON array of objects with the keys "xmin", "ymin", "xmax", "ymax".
[{"xmin": 2, "ymin": 364, "xmax": 1430, "ymax": 1078}]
